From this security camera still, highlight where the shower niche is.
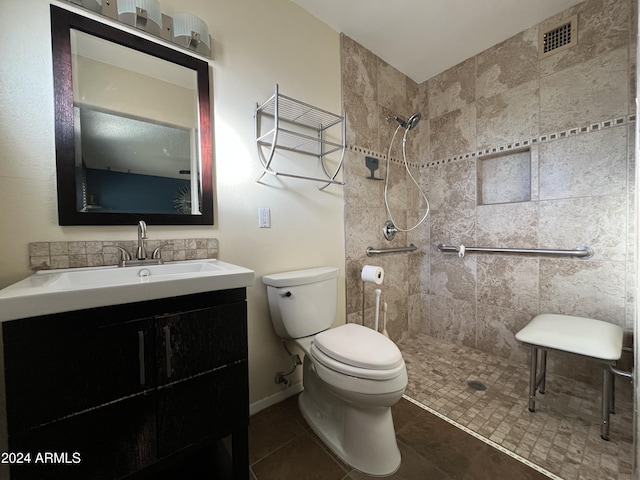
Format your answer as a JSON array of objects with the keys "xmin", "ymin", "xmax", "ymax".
[
  {"xmin": 254, "ymin": 84, "xmax": 346, "ymax": 189},
  {"xmin": 477, "ymin": 148, "xmax": 531, "ymax": 205}
]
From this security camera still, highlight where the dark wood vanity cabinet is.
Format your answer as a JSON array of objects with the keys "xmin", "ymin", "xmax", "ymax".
[
  {"xmin": 155, "ymin": 305, "xmax": 248, "ymax": 458},
  {"xmin": 1, "ymin": 289, "xmax": 249, "ymax": 480}
]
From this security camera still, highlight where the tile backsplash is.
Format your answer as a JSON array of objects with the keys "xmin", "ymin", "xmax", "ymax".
[{"xmin": 29, "ymin": 238, "xmax": 218, "ymax": 270}]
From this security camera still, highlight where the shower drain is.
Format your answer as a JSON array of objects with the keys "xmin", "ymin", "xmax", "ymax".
[{"xmin": 467, "ymin": 380, "xmax": 487, "ymax": 391}]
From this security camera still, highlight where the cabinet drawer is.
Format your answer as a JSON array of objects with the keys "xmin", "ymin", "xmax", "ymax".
[
  {"xmin": 8, "ymin": 393, "xmax": 156, "ymax": 480},
  {"xmin": 156, "ymin": 303, "xmax": 247, "ymax": 385},
  {"xmin": 156, "ymin": 361, "xmax": 248, "ymax": 457},
  {"xmin": 4, "ymin": 318, "xmax": 155, "ymax": 433}
]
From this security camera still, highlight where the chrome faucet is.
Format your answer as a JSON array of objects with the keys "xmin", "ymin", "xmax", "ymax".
[
  {"xmin": 136, "ymin": 220, "xmax": 148, "ymax": 260},
  {"xmin": 108, "ymin": 221, "xmax": 168, "ymax": 267}
]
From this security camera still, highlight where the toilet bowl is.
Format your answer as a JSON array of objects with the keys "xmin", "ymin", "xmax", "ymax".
[{"xmin": 263, "ymin": 267, "xmax": 408, "ymax": 476}]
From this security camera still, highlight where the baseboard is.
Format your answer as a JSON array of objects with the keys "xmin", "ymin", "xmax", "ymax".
[{"xmin": 249, "ymin": 382, "xmax": 303, "ymax": 416}]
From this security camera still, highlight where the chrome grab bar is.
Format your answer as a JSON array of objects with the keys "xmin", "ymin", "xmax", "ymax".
[
  {"xmin": 437, "ymin": 244, "xmax": 593, "ymax": 259},
  {"xmin": 366, "ymin": 244, "xmax": 417, "ymax": 256}
]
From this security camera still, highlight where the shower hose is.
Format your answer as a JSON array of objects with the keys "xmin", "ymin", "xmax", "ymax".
[{"xmin": 383, "ymin": 124, "xmax": 430, "ymax": 234}]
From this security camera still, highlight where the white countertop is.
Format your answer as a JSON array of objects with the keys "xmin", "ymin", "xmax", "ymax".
[{"xmin": 0, "ymin": 259, "xmax": 255, "ymax": 322}]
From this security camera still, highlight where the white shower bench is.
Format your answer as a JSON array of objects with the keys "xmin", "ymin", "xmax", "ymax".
[{"xmin": 515, "ymin": 313, "xmax": 624, "ymax": 440}]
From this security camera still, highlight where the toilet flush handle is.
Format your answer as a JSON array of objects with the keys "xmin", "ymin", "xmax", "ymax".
[{"xmin": 279, "ymin": 290, "xmax": 292, "ymax": 298}]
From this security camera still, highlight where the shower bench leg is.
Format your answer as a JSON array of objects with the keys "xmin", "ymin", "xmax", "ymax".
[
  {"xmin": 527, "ymin": 346, "xmax": 617, "ymax": 440},
  {"xmin": 527, "ymin": 346, "xmax": 547, "ymax": 412}
]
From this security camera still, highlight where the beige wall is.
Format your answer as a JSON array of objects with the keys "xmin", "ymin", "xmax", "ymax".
[{"xmin": 0, "ymin": 0, "xmax": 345, "ymax": 407}]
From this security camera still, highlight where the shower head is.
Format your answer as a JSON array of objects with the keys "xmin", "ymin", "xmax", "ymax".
[{"xmin": 393, "ymin": 112, "xmax": 421, "ymax": 130}]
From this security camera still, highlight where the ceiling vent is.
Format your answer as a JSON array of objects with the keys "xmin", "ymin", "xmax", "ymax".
[{"xmin": 539, "ymin": 14, "xmax": 578, "ymax": 59}]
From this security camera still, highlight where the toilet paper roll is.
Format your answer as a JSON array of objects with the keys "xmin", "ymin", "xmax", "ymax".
[{"xmin": 361, "ymin": 265, "xmax": 384, "ymax": 285}]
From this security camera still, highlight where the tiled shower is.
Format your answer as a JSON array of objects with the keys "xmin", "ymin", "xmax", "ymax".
[{"xmin": 342, "ymin": 0, "xmax": 636, "ymax": 384}]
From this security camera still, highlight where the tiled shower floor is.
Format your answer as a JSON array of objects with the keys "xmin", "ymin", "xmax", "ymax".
[{"xmin": 398, "ymin": 333, "xmax": 634, "ymax": 480}]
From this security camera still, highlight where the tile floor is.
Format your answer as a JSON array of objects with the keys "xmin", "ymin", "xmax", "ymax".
[
  {"xmin": 248, "ymin": 394, "xmax": 548, "ymax": 480},
  {"xmin": 399, "ymin": 334, "xmax": 635, "ymax": 480},
  {"xmin": 248, "ymin": 333, "xmax": 634, "ymax": 480}
]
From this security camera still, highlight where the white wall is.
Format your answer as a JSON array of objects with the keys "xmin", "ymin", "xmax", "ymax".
[{"xmin": 0, "ymin": 0, "xmax": 345, "ymax": 406}]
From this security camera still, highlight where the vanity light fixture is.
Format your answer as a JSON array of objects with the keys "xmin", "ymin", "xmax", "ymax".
[
  {"xmin": 69, "ymin": 0, "xmax": 102, "ymax": 13},
  {"xmin": 61, "ymin": 0, "xmax": 212, "ymax": 58},
  {"xmin": 117, "ymin": 0, "xmax": 163, "ymax": 36},
  {"xmin": 172, "ymin": 12, "xmax": 211, "ymax": 56}
]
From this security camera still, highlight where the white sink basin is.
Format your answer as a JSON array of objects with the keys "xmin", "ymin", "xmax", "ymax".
[
  {"xmin": 52, "ymin": 260, "xmax": 225, "ymax": 288},
  {"xmin": 0, "ymin": 259, "xmax": 255, "ymax": 322}
]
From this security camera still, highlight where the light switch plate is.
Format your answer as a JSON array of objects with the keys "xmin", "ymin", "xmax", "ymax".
[{"xmin": 258, "ymin": 208, "xmax": 270, "ymax": 228}]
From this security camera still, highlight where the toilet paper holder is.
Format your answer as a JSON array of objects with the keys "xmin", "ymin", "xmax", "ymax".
[{"xmin": 361, "ymin": 265, "xmax": 384, "ymax": 331}]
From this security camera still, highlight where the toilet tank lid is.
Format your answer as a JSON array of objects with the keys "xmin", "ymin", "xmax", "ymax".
[{"xmin": 263, "ymin": 267, "xmax": 339, "ymax": 287}]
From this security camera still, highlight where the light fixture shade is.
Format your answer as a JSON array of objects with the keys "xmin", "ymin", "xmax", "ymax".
[
  {"xmin": 78, "ymin": 0, "xmax": 102, "ymax": 13},
  {"xmin": 117, "ymin": 0, "xmax": 162, "ymax": 33},
  {"xmin": 173, "ymin": 12, "xmax": 211, "ymax": 51}
]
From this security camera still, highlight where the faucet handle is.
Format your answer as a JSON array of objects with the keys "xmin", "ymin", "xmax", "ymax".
[
  {"xmin": 152, "ymin": 242, "xmax": 173, "ymax": 262},
  {"xmin": 105, "ymin": 246, "xmax": 132, "ymax": 267}
]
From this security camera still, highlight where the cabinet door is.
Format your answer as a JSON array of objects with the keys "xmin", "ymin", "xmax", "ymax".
[
  {"xmin": 155, "ymin": 303, "xmax": 249, "ymax": 475},
  {"xmin": 155, "ymin": 303, "xmax": 247, "ymax": 385},
  {"xmin": 8, "ymin": 393, "xmax": 156, "ymax": 480},
  {"xmin": 4, "ymin": 317, "xmax": 156, "ymax": 434},
  {"xmin": 156, "ymin": 361, "xmax": 248, "ymax": 457}
]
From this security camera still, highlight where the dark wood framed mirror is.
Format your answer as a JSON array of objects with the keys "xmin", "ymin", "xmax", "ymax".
[{"xmin": 51, "ymin": 5, "xmax": 213, "ymax": 225}]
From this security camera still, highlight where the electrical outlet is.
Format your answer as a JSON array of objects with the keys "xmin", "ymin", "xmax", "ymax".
[{"xmin": 258, "ymin": 207, "xmax": 270, "ymax": 228}]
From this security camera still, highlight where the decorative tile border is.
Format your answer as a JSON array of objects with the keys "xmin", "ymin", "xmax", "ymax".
[
  {"xmin": 347, "ymin": 114, "xmax": 635, "ymax": 170},
  {"xmin": 402, "ymin": 394, "xmax": 563, "ymax": 480},
  {"xmin": 346, "ymin": 145, "xmax": 421, "ymax": 169},
  {"xmin": 29, "ymin": 238, "xmax": 218, "ymax": 271},
  {"xmin": 425, "ymin": 114, "xmax": 635, "ymax": 168}
]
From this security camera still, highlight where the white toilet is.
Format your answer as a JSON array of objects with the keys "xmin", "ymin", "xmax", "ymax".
[{"xmin": 263, "ymin": 266, "xmax": 408, "ymax": 476}]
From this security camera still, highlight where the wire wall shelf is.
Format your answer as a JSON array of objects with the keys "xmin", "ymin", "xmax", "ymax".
[{"xmin": 255, "ymin": 84, "xmax": 346, "ymax": 189}]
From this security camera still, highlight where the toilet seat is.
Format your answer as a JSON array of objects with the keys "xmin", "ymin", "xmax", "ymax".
[
  {"xmin": 310, "ymin": 323, "xmax": 405, "ymax": 381},
  {"xmin": 313, "ymin": 323, "xmax": 403, "ymax": 370},
  {"xmin": 310, "ymin": 343, "xmax": 406, "ymax": 381}
]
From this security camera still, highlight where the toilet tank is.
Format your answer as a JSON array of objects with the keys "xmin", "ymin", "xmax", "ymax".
[{"xmin": 263, "ymin": 267, "xmax": 339, "ymax": 339}]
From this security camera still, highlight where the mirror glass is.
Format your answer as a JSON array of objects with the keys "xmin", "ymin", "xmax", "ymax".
[{"xmin": 51, "ymin": 5, "xmax": 213, "ymax": 225}]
